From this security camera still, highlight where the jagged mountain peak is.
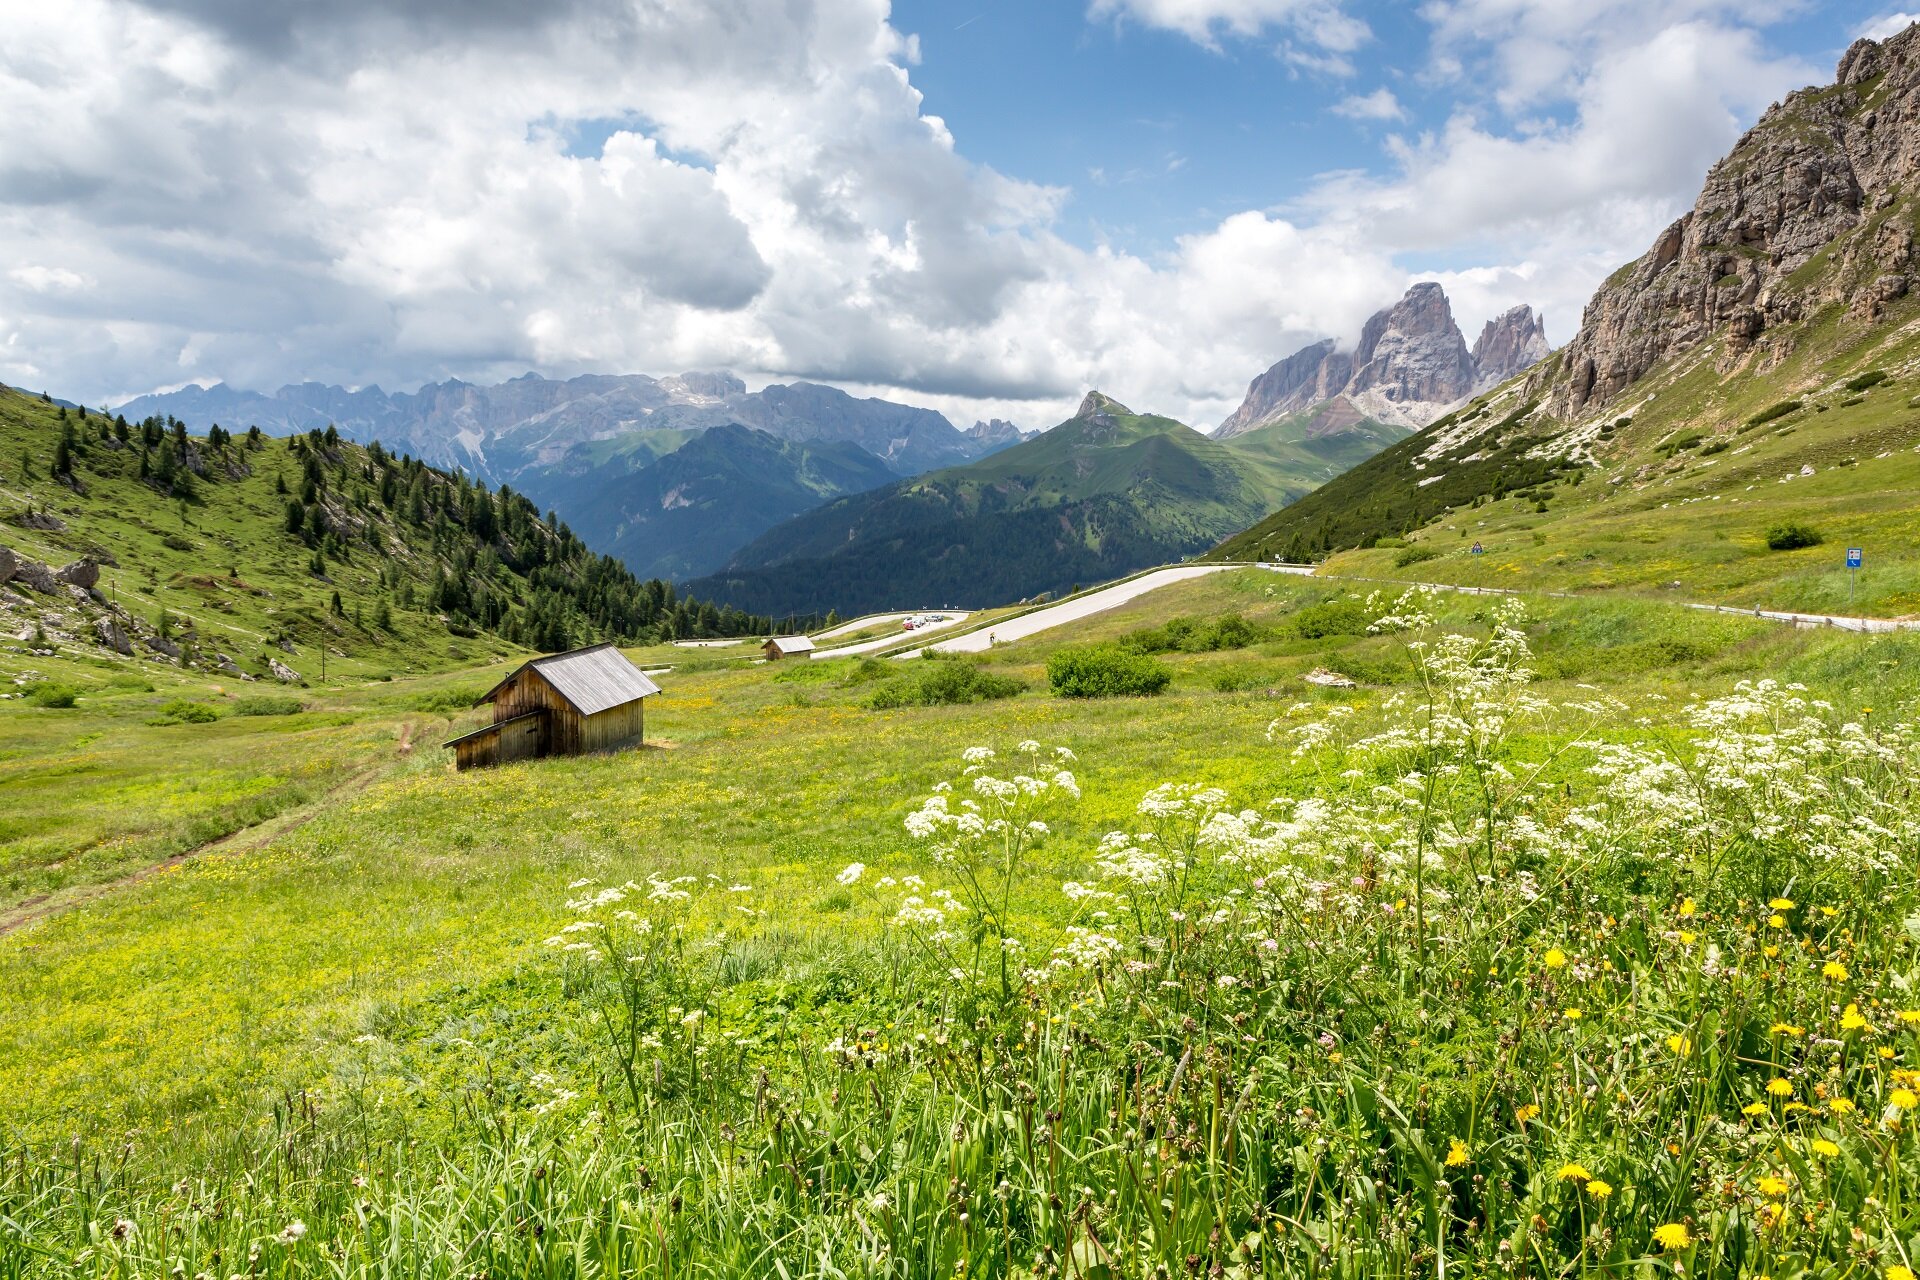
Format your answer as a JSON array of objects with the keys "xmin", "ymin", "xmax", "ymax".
[
  {"xmin": 1214, "ymin": 283, "xmax": 1550, "ymax": 440},
  {"xmin": 1471, "ymin": 305, "xmax": 1551, "ymax": 393}
]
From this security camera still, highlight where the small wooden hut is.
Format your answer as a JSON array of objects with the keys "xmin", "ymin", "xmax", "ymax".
[
  {"xmin": 762, "ymin": 635, "xmax": 816, "ymax": 660},
  {"xmin": 446, "ymin": 643, "xmax": 660, "ymax": 770}
]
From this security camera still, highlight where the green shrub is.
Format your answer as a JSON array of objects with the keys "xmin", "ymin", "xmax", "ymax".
[
  {"xmin": 1290, "ymin": 598, "xmax": 1371, "ymax": 639},
  {"xmin": 1746, "ymin": 399, "xmax": 1802, "ymax": 426},
  {"xmin": 1845, "ymin": 369, "xmax": 1889, "ymax": 392},
  {"xmin": 25, "ymin": 682, "xmax": 79, "ymax": 708},
  {"xmin": 1372, "ymin": 536, "xmax": 1407, "ymax": 549},
  {"xmin": 840, "ymin": 657, "xmax": 893, "ymax": 687},
  {"xmin": 147, "ymin": 699, "xmax": 220, "ymax": 725},
  {"xmin": 867, "ymin": 660, "xmax": 1025, "ymax": 709},
  {"xmin": 409, "ymin": 687, "xmax": 487, "ymax": 713},
  {"xmin": 1765, "ymin": 522, "xmax": 1823, "ymax": 551},
  {"xmin": 1046, "ymin": 645, "xmax": 1171, "ymax": 698},
  {"xmin": 1121, "ymin": 614, "xmax": 1267, "ymax": 654},
  {"xmin": 1394, "ymin": 546, "xmax": 1440, "ymax": 568},
  {"xmin": 232, "ymin": 695, "xmax": 304, "ymax": 717}
]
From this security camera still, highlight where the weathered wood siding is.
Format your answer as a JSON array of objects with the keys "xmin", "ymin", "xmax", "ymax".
[
  {"xmin": 493, "ymin": 669, "xmax": 587, "ymax": 755},
  {"xmin": 581, "ymin": 700, "xmax": 644, "ymax": 751},
  {"xmin": 453, "ymin": 711, "xmax": 546, "ymax": 770}
]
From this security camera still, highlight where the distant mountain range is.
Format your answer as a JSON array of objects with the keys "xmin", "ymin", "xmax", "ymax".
[
  {"xmin": 686, "ymin": 391, "xmax": 1410, "ymax": 616},
  {"xmin": 115, "ymin": 372, "xmax": 1027, "ymax": 583},
  {"xmin": 1212, "ymin": 22, "xmax": 1920, "ymax": 605}
]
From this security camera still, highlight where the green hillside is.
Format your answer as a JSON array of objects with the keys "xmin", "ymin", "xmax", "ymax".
[
  {"xmin": 689, "ymin": 393, "xmax": 1404, "ymax": 615},
  {"xmin": 0, "ymin": 384, "xmax": 788, "ymax": 686}
]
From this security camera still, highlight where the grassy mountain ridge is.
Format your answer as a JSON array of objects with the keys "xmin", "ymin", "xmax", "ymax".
[
  {"xmin": 689, "ymin": 394, "xmax": 1407, "ymax": 616},
  {"xmin": 0, "ymin": 384, "xmax": 791, "ymax": 685}
]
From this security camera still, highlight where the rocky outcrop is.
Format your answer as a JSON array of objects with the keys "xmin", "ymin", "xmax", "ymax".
[
  {"xmin": 12, "ymin": 558, "xmax": 57, "ymax": 594},
  {"xmin": 269, "ymin": 658, "xmax": 302, "ymax": 683},
  {"xmin": 1542, "ymin": 22, "xmax": 1920, "ymax": 417},
  {"xmin": 1216, "ymin": 284, "xmax": 1549, "ymax": 438},
  {"xmin": 0, "ymin": 546, "xmax": 16, "ymax": 584},
  {"xmin": 1471, "ymin": 306, "xmax": 1552, "ymax": 392},
  {"xmin": 13, "ymin": 509, "xmax": 64, "ymax": 532},
  {"xmin": 965, "ymin": 418, "xmax": 1025, "ymax": 449},
  {"xmin": 1214, "ymin": 340, "xmax": 1355, "ymax": 438}
]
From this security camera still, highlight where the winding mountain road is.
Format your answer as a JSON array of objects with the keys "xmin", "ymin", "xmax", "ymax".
[{"xmin": 906, "ymin": 565, "xmax": 1286, "ymax": 656}]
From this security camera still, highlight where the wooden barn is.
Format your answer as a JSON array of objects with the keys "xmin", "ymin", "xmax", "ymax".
[
  {"xmin": 446, "ymin": 643, "xmax": 661, "ymax": 770},
  {"xmin": 763, "ymin": 634, "xmax": 816, "ymax": 660}
]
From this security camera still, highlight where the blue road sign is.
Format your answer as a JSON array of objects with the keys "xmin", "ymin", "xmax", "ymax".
[{"xmin": 1848, "ymin": 548, "xmax": 1863, "ymax": 569}]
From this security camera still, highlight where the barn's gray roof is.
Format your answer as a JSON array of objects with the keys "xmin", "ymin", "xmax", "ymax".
[
  {"xmin": 480, "ymin": 643, "xmax": 661, "ymax": 716},
  {"xmin": 766, "ymin": 635, "xmax": 816, "ymax": 654}
]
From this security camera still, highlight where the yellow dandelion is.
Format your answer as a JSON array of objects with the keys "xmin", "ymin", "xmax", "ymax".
[
  {"xmin": 1678, "ymin": 930, "xmax": 1696, "ymax": 945},
  {"xmin": 1679, "ymin": 898, "xmax": 1697, "ymax": 918},
  {"xmin": 1544, "ymin": 947, "xmax": 1568, "ymax": 969},
  {"xmin": 1761, "ymin": 1201, "xmax": 1787, "ymax": 1229},
  {"xmin": 1831, "ymin": 1098, "xmax": 1856, "ymax": 1114},
  {"xmin": 1843, "ymin": 1004, "xmax": 1872, "ymax": 1032},
  {"xmin": 1890, "ymin": 1266, "xmax": 1916, "ymax": 1280},
  {"xmin": 1821, "ymin": 906, "xmax": 1838, "ymax": 918},
  {"xmin": 1892, "ymin": 1088, "xmax": 1918, "ymax": 1110},
  {"xmin": 1770, "ymin": 1023, "xmax": 1805, "ymax": 1037},
  {"xmin": 1824, "ymin": 961, "xmax": 1850, "ymax": 981},
  {"xmin": 1768, "ymin": 914, "xmax": 1787, "ymax": 929},
  {"xmin": 1768, "ymin": 897, "xmax": 1795, "ymax": 910},
  {"xmin": 1810, "ymin": 1138, "xmax": 1840, "ymax": 1158},
  {"xmin": 1756, "ymin": 1174, "xmax": 1790, "ymax": 1198},
  {"xmin": 1882, "ymin": 1046, "xmax": 1898, "ymax": 1060},
  {"xmin": 1445, "ymin": 1138, "xmax": 1470, "ymax": 1167},
  {"xmin": 1743, "ymin": 1102, "xmax": 1770, "ymax": 1117},
  {"xmin": 1515, "ymin": 1104, "xmax": 1540, "ymax": 1124},
  {"xmin": 1564, "ymin": 1008, "xmax": 1583, "ymax": 1021},
  {"xmin": 1767, "ymin": 1078, "xmax": 1794, "ymax": 1097},
  {"xmin": 1653, "ymin": 1222, "xmax": 1692, "ymax": 1250},
  {"xmin": 1899, "ymin": 1011, "xmax": 1920, "ymax": 1024},
  {"xmin": 1783, "ymin": 1101, "xmax": 1810, "ymax": 1113},
  {"xmin": 1667, "ymin": 1034, "xmax": 1692, "ymax": 1055},
  {"xmin": 1764, "ymin": 944, "xmax": 1782, "ymax": 958},
  {"xmin": 1586, "ymin": 1178, "xmax": 1613, "ymax": 1200},
  {"xmin": 1556, "ymin": 1162, "xmax": 1592, "ymax": 1183}
]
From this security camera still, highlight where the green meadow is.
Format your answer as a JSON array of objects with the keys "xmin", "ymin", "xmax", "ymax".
[{"xmin": 8, "ymin": 569, "xmax": 1920, "ymax": 1275}]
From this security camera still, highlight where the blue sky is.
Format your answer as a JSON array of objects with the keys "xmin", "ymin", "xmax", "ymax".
[
  {"xmin": 0, "ymin": 0, "xmax": 1911, "ymax": 430},
  {"xmin": 891, "ymin": 0, "xmax": 1883, "ymax": 264}
]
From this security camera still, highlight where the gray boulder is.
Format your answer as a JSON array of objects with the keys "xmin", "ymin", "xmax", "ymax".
[
  {"xmin": 269, "ymin": 658, "xmax": 302, "ymax": 683},
  {"xmin": 0, "ymin": 545, "xmax": 16, "ymax": 583},
  {"xmin": 95, "ymin": 617, "xmax": 133, "ymax": 655},
  {"xmin": 57, "ymin": 560, "xmax": 99, "ymax": 590}
]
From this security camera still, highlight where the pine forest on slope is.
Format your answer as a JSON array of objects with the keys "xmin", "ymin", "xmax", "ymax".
[{"xmin": 0, "ymin": 385, "xmax": 796, "ymax": 685}]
